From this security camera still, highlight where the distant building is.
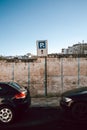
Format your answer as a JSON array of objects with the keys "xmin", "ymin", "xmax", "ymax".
[
  {"xmin": 62, "ymin": 42, "xmax": 87, "ymax": 54},
  {"xmin": 62, "ymin": 48, "xmax": 68, "ymax": 54}
]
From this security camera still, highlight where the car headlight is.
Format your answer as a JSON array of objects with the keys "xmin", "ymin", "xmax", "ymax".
[{"xmin": 63, "ymin": 97, "xmax": 72, "ymax": 102}]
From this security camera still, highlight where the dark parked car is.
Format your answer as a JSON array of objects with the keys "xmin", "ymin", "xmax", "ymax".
[
  {"xmin": 0, "ymin": 82, "xmax": 31, "ymax": 125},
  {"xmin": 60, "ymin": 87, "xmax": 87, "ymax": 120}
]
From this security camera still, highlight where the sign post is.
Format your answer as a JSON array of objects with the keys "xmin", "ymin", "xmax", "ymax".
[{"xmin": 36, "ymin": 40, "xmax": 48, "ymax": 96}]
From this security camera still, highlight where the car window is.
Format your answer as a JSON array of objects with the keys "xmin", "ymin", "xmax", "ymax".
[
  {"xmin": 0, "ymin": 86, "xmax": 3, "ymax": 95},
  {"xmin": 0, "ymin": 86, "xmax": 3, "ymax": 94},
  {"xmin": 0, "ymin": 87, "xmax": 2, "ymax": 90},
  {"xmin": 0, "ymin": 84, "xmax": 17, "ymax": 96},
  {"xmin": 0, "ymin": 84, "xmax": 9, "ymax": 95},
  {"xmin": 9, "ymin": 82, "xmax": 22, "ymax": 90}
]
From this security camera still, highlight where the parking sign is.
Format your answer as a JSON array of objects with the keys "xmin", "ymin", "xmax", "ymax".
[
  {"xmin": 38, "ymin": 42, "xmax": 46, "ymax": 49},
  {"xmin": 36, "ymin": 40, "xmax": 48, "ymax": 56}
]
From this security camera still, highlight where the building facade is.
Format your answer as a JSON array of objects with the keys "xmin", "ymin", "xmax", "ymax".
[{"xmin": 62, "ymin": 43, "xmax": 87, "ymax": 54}]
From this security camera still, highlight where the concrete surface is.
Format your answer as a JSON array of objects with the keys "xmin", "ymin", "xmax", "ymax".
[{"xmin": 31, "ymin": 97, "xmax": 60, "ymax": 107}]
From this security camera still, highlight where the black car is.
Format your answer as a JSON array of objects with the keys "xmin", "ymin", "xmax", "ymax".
[
  {"xmin": 60, "ymin": 87, "xmax": 87, "ymax": 120},
  {"xmin": 0, "ymin": 82, "xmax": 31, "ymax": 125}
]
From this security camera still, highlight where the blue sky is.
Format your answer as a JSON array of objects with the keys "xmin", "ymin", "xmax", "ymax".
[{"xmin": 0, "ymin": 0, "xmax": 87, "ymax": 56}]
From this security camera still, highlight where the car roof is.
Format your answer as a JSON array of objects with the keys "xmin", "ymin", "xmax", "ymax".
[
  {"xmin": 0, "ymin": 82, "xmax": 16, "ymax": 85},
  {"xmin": 0, "ymin": 82, "xmax": 22, "ymax": 91},
  {"xmin": 0, "ymin": 82, "xmax": 9, "ymax": 84}
]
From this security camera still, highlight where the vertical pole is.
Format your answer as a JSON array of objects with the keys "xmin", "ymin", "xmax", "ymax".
[
  {"xmin": 61, "ymin": 58, "xmax": 63, "ymax": 92},
  {"xmin": 44, "ymin": 57, "xmax": 47, "ymax": 96},
  {"xmin": 28, "ymin": 62, "xmax": 30, "ymax": 90},
  {"xmin": 78, "ymin": 57, "xmax": 80, "ymax": 87},
  {"xmin": 12, "ymin": 63, "xmax": 14, "ymax": 81}
]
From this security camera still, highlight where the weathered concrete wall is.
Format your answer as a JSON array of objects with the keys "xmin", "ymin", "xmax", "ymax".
[{"xmin": 0, "ymin": 57, "xmax": 87, "ymax": 96}]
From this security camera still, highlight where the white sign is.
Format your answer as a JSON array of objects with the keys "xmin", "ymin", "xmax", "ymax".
[{"xmin": 36, "ymin": 40, "xmax": 48, "ymax": 56}]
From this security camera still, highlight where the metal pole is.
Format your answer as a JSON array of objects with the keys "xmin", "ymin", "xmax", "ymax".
[
  {"xmin": 78, "ymin": 57, "xmax": 80, "ymax": 87},
  {"xmin": 61, "ymin": 58, "xmax": 63, "ymax": 92},
  {"xmin": 44, "ymin": 57, "xmax": 47, "ymax": 96},
  {"xmin": 12, "ymin": 63, "xmax": 14, "ymax": 81},
  {"xmin": 28, "ymin": 62, "xmax": 30, "ymax": 90}
]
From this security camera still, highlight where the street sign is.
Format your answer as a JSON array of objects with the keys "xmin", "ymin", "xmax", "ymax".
[{"xmin": 36, "ymin": 40, "xmax": 48, "ymax": 56}]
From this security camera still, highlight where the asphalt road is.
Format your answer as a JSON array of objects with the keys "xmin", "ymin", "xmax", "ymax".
[{"xmin": 1, "ymin": 106, "xmax": 87, "ymax": 130}]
